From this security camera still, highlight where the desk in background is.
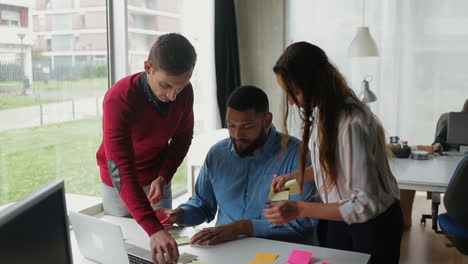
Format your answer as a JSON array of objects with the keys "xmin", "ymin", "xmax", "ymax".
[
  {"xmin": 389, "ymin": 154, "xmax": 464, "ymax": 193},
  {"xmin": 389, "ymin": 154, "xmax": 464, "ymax": 232},
  {"xmin": 71, "ymin": 215, "xmax": 370, "ymax": 264}
]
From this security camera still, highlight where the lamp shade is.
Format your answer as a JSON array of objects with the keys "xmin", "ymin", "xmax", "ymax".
[{"xmin": 348, "ymin": 27, "xmax": 379, "ymax": 57}]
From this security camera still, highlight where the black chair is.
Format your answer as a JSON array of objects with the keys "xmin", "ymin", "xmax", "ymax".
[
  {"xmin": 420, "ymin": 191, "xmax": 442, "ymax": 233},
  {"xmin": 438, "ymin": 156, "xmax": 468, "ymax": 255}
]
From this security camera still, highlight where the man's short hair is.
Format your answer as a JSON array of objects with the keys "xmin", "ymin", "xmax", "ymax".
[
  {"xmin": 227, "ymin": 85, "xmax": 269, "ymax": 114},
  {"xmin": 148, "ymin": 33, "xmax": 197, "ymax": 75}
]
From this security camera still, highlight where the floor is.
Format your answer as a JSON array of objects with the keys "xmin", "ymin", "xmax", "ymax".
[{"xmin": 400, "ymin": 192, "xmax": 468, "ymax": 264}]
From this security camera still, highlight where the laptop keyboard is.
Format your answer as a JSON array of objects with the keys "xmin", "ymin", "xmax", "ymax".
[{"xmin": 128, "ymin": 254, "xmax": 152, "ymax": 264}]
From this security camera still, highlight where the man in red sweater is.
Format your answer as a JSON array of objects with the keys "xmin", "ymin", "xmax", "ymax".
[{"xmin": 96, "ymin": 33, "xmax": 196, "ymax": 264}]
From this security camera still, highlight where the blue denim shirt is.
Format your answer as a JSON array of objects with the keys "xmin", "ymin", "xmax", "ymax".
[{"xmin": 178, "ymin": 125, "xmax": 319, "ymax": 245}]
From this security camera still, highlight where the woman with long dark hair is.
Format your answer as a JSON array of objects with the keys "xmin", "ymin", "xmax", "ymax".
[{"xmin": 263, "ymin": 42, "xmax": 402, "ymax": 263}]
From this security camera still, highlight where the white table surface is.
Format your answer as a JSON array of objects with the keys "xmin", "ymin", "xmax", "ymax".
[
  {"xmin": 72, "ymin": 215, "xmax": 370, "ymax": 264},
  {"xmin": 389, "ymin": 154, "xmax": 464, "ymax": 192}
]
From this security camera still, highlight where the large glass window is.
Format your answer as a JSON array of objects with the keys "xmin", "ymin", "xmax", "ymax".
[
  {"xmin": 0, "ymin": 0, "xmax": 108, "ymax": 206},
  {"xmin": 1, "ymin": 0, "xmax": 216, "ymax": 206},
  {"xmin": 126, "ymin": 0, "xmax": 217, "ymax": 193}
]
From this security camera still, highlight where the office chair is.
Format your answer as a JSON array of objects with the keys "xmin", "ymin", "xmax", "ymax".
[
  {"xmin": 438, "ymin": 156, "xmax": 468, "ymax": 255},
  {"xmin": 420, "ymin": 191, "xmax": 442, "ymax": 233}
]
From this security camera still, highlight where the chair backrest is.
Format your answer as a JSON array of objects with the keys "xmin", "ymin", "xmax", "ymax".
[{"xmin": 444, "ymin": 156, "xmax": 468, "ymax": 227}]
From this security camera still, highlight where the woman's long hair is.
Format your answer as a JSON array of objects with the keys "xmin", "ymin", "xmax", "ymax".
[{"xmin": 273, "ymin": 42, "xmax": 388, "ymax": 193}]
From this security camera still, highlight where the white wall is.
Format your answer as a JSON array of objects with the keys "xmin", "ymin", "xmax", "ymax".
[{"xmin": 234, "ymin": 0, "xmax": 287, "ymax": 131}]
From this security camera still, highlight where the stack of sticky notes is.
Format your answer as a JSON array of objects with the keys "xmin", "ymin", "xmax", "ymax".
[
  {"xmin": 268, "ymin": 179, "xmax": 301, "ymax": 201},
  {"xmin": 178, "ymin": 252, "xmax": 198, "ymax": 264},
  {"xmin": 247, "ymin": 252, "xmax": 278, "ymax": 264},
  {"xmin": 172, "ymin": 235, "xmax": 191, "ymax": 245},
  {"xmin": 287, "ymin": 249, "xmax": 312, "ymax": 264}
]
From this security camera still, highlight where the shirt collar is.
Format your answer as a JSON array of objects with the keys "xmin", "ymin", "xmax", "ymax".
[{"xmin": 140, "ymin": 72, "xmax": 170, "ymax": 116}]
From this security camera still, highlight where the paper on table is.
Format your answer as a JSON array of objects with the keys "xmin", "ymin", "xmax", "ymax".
[
  {"xmin": 172, "ymin": 235, "xmax": 191, "ymax": 245},
  {"xmin": 287, "ymin": 249, "xmax": 312, "ymax": 264},
  {"xmin": 284, "ymin": 179, "xmax": 301, "ymax": 195},
  {"xmin": 268, "ymin": 189, "xmax": 289, "ymax": 201},
  {"xmin": 192, "ymin": 261, "xmax": 209, "ymax": 264},
  {"xmin": 179, "ymin": 252, "xmax": 198, "ymax": 264},
  {"xmin": 253, "ymin": 252, "xmax": 278, "ymax": 262}
]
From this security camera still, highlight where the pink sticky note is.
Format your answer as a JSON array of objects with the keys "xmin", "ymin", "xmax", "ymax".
[
  {"xmin": 287, "ymin": 249, "xmax": 313, "ymax": 264},
  {"xmin": 322, "ymin": 262, "xmax": 332, "ymax": 264}
]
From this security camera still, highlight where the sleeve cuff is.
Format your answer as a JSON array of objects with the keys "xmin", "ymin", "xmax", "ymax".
[
  {"xmin": 338, "ymin": 198, "xmax": 375, "ymax": 224},
  {"xmin": 251, "ymin": 219, "xmax": 275, "ymax": 237},
  {"xmin": 139, "ymin": 215, "xmax": 164, "ymax": 236},
  {"xmin": 177, "ymin": 205, "xmax": 204, "ymax": 227}
]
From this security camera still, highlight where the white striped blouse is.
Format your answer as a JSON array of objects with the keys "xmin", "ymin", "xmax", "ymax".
[{"xmin": 309, "ymin": 101, "xmax": 400, "ymax": 224}]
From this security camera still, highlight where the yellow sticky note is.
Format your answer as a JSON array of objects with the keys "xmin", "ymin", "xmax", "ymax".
[
  {"xmin": 175, "ymin": 236, "xmax": 191, "ymax": 245},
  {"xmin": 268, "ymin": 189, "xmax": 289, "ymax": 201},
  {"xmin": 284, "ymin": 179, "xmax": 301, "ymax": 195},
  {"xmin": 172, "ymin": 235, "xmax": 191, "ymax": 245},
  {"xmin": 253, "ymin": 252, "xmax": 278, "ymax": 263}
]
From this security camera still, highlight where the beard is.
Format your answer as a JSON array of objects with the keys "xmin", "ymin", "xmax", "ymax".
[{"xmin": 231, "ymin": 128, "xmax": 269, "ymax": 158}]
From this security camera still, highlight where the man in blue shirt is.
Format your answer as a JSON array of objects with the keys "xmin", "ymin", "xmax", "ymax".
[{"xmin": 156, "ymin": 86, "xmax": 319, "ymax": 245}]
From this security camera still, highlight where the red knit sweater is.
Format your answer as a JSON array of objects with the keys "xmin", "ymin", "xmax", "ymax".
[{"xmin": 96, "ymin": 72, "xmax": 194, "ymax": 236}]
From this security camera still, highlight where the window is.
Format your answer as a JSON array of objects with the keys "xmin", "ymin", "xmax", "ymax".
[
  {"xmin": 38, "ymin": 16, "xmax": 45, "ymax": 31},
  {"xmin": 0, "ymin": 0, "xmax": 108, "ymax": 206},
  {"xmin": 93, "ymin": 55, "xmax": 106, "ymax": 64},
  {"xmin": 1, "ymin": 9, "xmax": 20, "ymax": 26},
  {"xmin": 126, "ymin": 0, "xmax": 217, "ymax": 193},
  {"xmin": 53, "ymin": 14, "xmax": 72, "ymax": 31},
  {"xmin": 1, "ymin": 0, "xmax": 216, "ymax": 206},
  {"xmin": 80, "ymin": 14, "xmax": 86, "ymax": 28},
  {"xmin": 74, "ymin": 36, "xmax": 80, "ymax": 50},
  {"xmin": 51, "ymin": 0, "xmax": 72, "ymax": 9},
  {"xmin": 46, "ymin": 38, "xmax": 52, "ymax": 51},
  {"xmin": 52, "ymin": 35, "xmax": 73, "ymax": 51}
]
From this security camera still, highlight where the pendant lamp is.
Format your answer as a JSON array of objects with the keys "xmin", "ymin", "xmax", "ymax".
[{"xmin": 348, "ymin": 0, "xmax": 379, "ymax": 57}]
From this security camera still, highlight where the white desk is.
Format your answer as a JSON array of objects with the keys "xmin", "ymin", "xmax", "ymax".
[
  {"xmin": 389, "ymin": 154, "xmax": 464, "ymax": 192},
  {"xmin": 389, "ymin": 154, "xmax": 465, "ymax": 232},
  {"xmin": 72, "ymin": 215, "xmax": 370, "ymax": 264}
]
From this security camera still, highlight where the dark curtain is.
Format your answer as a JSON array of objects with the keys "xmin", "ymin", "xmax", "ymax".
[{"xmin": 215, "ymin": 0, "xmax": 241, "ymax": 128}]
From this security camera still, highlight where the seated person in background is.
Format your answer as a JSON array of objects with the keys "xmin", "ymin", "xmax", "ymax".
[
  {"xmin": 432, "ymin": 98, "xmax": 468, "ymax": 152},
  {"xmin": 156, "ymin": 85, "xmax": 319, "ymax": 246}
]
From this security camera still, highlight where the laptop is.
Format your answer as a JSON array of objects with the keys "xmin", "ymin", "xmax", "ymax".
[{"xmin": 69, "ymin": 212, "xmax": 152, "ymax": 264}]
